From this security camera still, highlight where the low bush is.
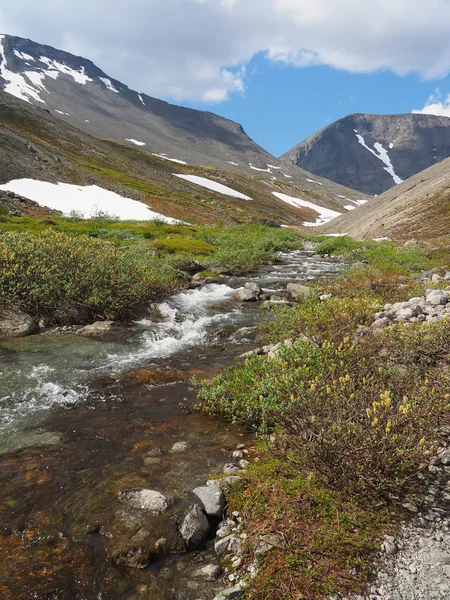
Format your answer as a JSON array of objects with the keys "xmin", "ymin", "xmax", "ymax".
[{"xmin": 0, "ymin": 230, "xmax": 177, "ymax": 324}]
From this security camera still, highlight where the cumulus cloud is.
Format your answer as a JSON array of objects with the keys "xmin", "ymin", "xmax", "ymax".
[
  {"xmin": 2, "ymin": 0, "xmax": 450, "ymax": 103},
  {"xmin": 412, "ymin": 89, "xmax": 450, "ymax": 118}
]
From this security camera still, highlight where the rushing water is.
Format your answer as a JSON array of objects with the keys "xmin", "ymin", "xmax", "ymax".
[{"xmin": 0, "ymin": 251, "xmax": 342, "ymax": 600}]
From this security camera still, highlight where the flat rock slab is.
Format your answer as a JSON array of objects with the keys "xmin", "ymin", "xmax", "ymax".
[{"xmin": 118, "ymin": 489, "xmax": 169, "ymax": 514}]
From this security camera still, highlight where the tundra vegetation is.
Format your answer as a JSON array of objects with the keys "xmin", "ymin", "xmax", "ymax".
[
  {"xmin": 196, "ymin": 236, "xmax": 450, "ymax": 599},
  {"xmin": 0, "ymin": 213, "xmax": 301, "ymax": 324}
]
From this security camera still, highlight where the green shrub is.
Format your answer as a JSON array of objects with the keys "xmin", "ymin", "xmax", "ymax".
[{"xmin": 0, "ymin": 230, "xmax": 177, "ymax": 324}]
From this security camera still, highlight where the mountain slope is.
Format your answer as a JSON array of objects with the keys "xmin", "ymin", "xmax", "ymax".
[
  {"xmin": 0, "ymin": 33, "xmax": 362, "ymax": 203},
  {"xmin": 0, "ymin": 91, "xmax": 366, "ymax": 227},
  {"xmin": 281, "ymin": 113, "xmax": 450, "ymax": 195},
  {"xmin": 318, "ymin": 156, "xmax": 450, "ymax": 240}
]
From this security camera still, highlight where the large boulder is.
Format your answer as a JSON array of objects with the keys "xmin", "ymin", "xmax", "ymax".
[
  {"xmin": 244, "ymin": 282, "xmax": 262, "ymax": 296},
  {"xmin": 189, "ymin": 485, "xmax": 225, "ymax": 519},
  {"xmin": 426, "ymin": 290, "xmax": 448, "ymax": 306},
  {"xmin": 180, "ymin": 504, "xmax": 210, "ymax": 550},
  {"xmin": 0, "ymin": 307, "xmax": 39, "ymax": 338},
  {"xmin": 286, "ymin": 283, "xmax": 311, "ymax": 300}
]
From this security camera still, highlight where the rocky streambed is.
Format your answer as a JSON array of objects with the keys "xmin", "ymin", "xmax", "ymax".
[{"xmin": 0, "ymin": 250, "xmax": 342, "ymax": 600}]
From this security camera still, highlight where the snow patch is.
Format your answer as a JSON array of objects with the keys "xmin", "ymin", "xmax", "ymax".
[
  {"xmin": 389, "ymin": 142, "xmax": 394, "ymax": 149},
  {"xmin": 267, "ymin": 164, "xmax": 281, "ymax": 170},
  {"xmin": 39, "ymin": 57, "xmax": 93, "ymax": 85},
  {"xmin": 138, "ymin": 93, "xmax": 145, "ymax": 106},
  {"xmin": 306, "ymin": 178, "xmax": 323, "ymax": 186},
  {"xmin": 0, "ymin": 180, "xmax": 180, "ymax": 223},
  {"xmin": 99, "ymin": 77, "xmax": 120, "ymax": 93},
  {"xmin": 0, "ymin": 36, "xmax": 45, "ymax": 103},
  {"xmin": 174, "ymin": 174, "xmax": 252, "ymax": 200},
  {"xmin": 355, "ymin": 133, "xmax": 403, "ymax": 185},
  {"xmin": 126, "ymin": 138, "xmax": 146, "ymax": 147},
  {"xmin": 152, "ymin": 154, "xmax": 187, "ymax": 165},
  {"xmin": 283, "ymin": 174, "xmax": 293, "ymax": 179},
  {"xmin": 227, "ymin": 161, "xmax": 239, "ymax": 166},
  {"xmin": 344, "ymin": 205, "xmax": 356, "ymax": 211},
  {"xmin": 272, "ymin": 192, "xmax": 342, "ymax": 227},
  {"xmin": 249, "ymin": 163, "xmax": 271, "ymax": 173},
  {"xmin": 13, "ymin": 49, "xmax": 34, "ymax": 61}
]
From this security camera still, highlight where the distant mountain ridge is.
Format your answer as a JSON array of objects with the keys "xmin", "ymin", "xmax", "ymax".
[{"xmin": 281, "ymin": 113, "xmax": 450, "ymax": 195}]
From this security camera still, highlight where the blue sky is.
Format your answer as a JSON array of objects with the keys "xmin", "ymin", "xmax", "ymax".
[
  {"xmin": 3, "ymin": 0, "xmax": 450, "ymax": 158},
  {"xmin": 185, "ymin": 56, "xmax": 450, "ymax": 157}
]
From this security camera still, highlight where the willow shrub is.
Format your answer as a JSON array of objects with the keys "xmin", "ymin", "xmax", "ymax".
[
  {"xmin": 197, "ymin": 318, "xmax": 450, "ymax": 501},
  {"xmin": 0, "ymin": 230, "xmax": 178, "ymax": 324}
]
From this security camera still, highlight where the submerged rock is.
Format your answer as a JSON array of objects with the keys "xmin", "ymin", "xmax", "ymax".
[
  {"xmin": 213, "ymin": 584, "xmax": 243, "ymax": 599},
  {"xmin": 0, "ymin": 306, "xmax": 39, "ymax": 338},
  {"xmin": 169, "ymin": 441, "xmax": 190, "ymax": 454},
  {"xmin": 118, "ymin": 489, "xmax": 169, "ymax": 514},
  {"xmin": 77, "ymin": 320, "xmax": 126, "ymax": 338},
  {"xmin": 111, "ymin": 545, "xmax": 152, "ymax": 569},
  {"xmin": 180, "ymin": 504, "xmax": 210, "ymax": 550},
  {"xmin": 193, "ymin": 564, "xmax": 221, "ymax": 581}
]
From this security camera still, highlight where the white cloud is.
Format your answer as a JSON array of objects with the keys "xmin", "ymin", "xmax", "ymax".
[
  {"xmin": 412, "ymin": 88, "xmax": 450, "ymax": 117},
  {"xmin": 2, "ymin": 0, "xmax": 450, "ymax": 103}
]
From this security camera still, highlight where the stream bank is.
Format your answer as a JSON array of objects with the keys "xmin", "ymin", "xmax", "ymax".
[{"xmin": 0, "ymin": 250, "xmax": 342, "ymax": 600}]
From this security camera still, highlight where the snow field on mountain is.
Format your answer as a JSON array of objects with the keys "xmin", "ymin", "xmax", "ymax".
[
  {"xmin": 126, "ymin": 138, "xmax": 146, "ymax": 146},
  {"xmin": 272, "ymin": 191, "xmax": 342, "ymax": 226},
  {"xmin": 153, "ymin": 154, "xmax": 187, "ymax": 164},
  {"xmin": 174, "ymin": 174, "xmax": 252, "ymax": 200},
  {"xmin": 0, "ymin": 180, "xmax": 180, "ymax": 222},
  {"xmin": 355, "ymin": 132, "xmax": 403, "ymax": 185}
]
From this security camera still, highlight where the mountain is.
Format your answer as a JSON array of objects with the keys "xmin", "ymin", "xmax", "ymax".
[
  {"xmin": 0, "ymin": 33, "xmax": 358, "ymax": 199},
  {"xmin": 0, "ymin": 90, "xmax": 368, "ymax": 227},
  {"xmin": 281, "ymin": 113, "xmax": 450, "ymax": 195},
  {"xmin": 318, "ymin": 155, "xmax": 450, "ymax": 240},
  {"xmin": 0, "ymin": 33, "xmax": 368, "ymax": 225}
]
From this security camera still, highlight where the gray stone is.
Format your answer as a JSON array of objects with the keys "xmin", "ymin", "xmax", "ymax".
[
  {"xmin": 0, "ymin": 307, "xmax": 39, "ymax": 338},
  {"xmin": 190, "ymin": 485, "xmax": 225, "ymax": 519},
  {"xmin": 428, "ymin": 550, "xmax": 450, "ymax": 565},
  {"xmin": 169, "ymin": 441, "xmax": 190, "ymax": 453},
  {"xmin": 426, "ymin": 291, "xmax": 448, "ymax": 306},
  {"xmin": 391, "ymin": 301, "xmax": 413, "ymax": 312},
  {"xmin": 244, "ymin": 282, "xmax": 262, "ymax": 296},
  {"xmin": 193, "ymin": 564, "xmax": 221, "ymax": 581},
  {"xmin": 230, "ymin": 287, "xmax": 259, "ymax": 302},
  {"xmin": 372, "ymin": 317, "xmax": 391, "ymax": 329},
  {"xmin": 180, "ymin": 504, "xmax": 210, "ymax": 549},
  {"xmin": 223, "ymin": 463, "xmax": 241, "ymax": 475},
  {"xmin": 286, "ymin": 283, "xmax": 311, "ymax": 300},
  {"xmin": 77, "ymin": 321, "xmax": 122, "ymax": 337},
  {"xmin": 404, "ymin": 239, "xmax": 420, "ymax": 247},
  {"xmin": 213, "ymin": 584, "xmax": 243, "ymax": 600},
  {"xmin": 382, "ymin": 541, "xmax": 398, "ymax": 555},
  {"xmin": 118, "ymin": 489, "xmax": 169, "ymax": 514},
  {"xmin": 238, "ymin": 459, "xmax": 250, "ymax": 469},
  {"xmin": 215, "ymin": 534, "xmax": 233, "ymax": 557}
]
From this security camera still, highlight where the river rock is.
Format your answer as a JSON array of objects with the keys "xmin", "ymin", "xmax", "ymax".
[
  {"xmin": 77, "ymin": 321, "xmax": 124, "ymax": 338},
  {"xmin": 214, "ymin": 534, "xmax": 240, "ymax": 557},
  {"xmin": 286, "ymin": 283, "xmax": 310, "ymax": 300},
  {"xmin": 189, "ymin": 485, "xmax": 225, "ymax": 519},
  {"xmin": 213, "ymin": 584, "xmax": 243, "ymax": 600},
  {"xmin": 169, "ymin": 441, "xmax": 190, "ymax": 453},
  {"xmin": 230, "ymin": 287, "xmax": 259, "ymax": 302},
  {"xmin": 244, "ymin": 282, "xmax": 262, "ymax": 296},
  {"xmin": 223, "ymin": 463, "xmax": 241, "ymax": 475},
  {"xmin": 112, "ymin": 545, "xmax": 152, "ymax": 569},
  {"xmin": 180, "ymin": 504, "xmax": 210, "ymax": 549},
  {"xmin": 0, "ymin": 307, "xmax": 39, "ymax": 338},
  {"xmin": 193, "ymin": 564, "xmax": 221, "ymax": 581},
  {"xmin": 118, "ymin": 489, "xmax": 169, "ymax": 514}
]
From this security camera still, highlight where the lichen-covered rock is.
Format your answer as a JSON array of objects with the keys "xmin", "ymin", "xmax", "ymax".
[{"xmin": 286, "ymin": 282, "xmax": 310, "ymax": 300}]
